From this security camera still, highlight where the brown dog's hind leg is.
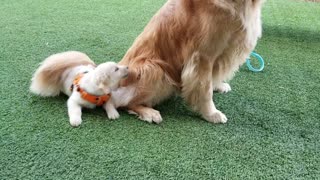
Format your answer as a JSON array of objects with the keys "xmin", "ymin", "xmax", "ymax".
[{"xmin": 181, "ymin": 52, "xmax": 227, "ymax": 123}]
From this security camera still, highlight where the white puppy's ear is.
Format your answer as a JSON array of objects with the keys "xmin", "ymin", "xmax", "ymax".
[
  {"xmin": 98, "ymin": 82, "xmax": 105, "ymax": 90},
  {"xmin": 96, "ymin": 74, "xmax": 112, "ymax": 93}
]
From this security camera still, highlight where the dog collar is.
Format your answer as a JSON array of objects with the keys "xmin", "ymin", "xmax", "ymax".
[{"xmin": 70, "ymin": 72, "xmax": 111, "ymax": 106}]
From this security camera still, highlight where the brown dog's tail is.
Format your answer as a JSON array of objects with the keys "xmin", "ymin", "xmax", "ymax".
[{"xmin": 30, "ymin": 51, "xmax": 95, "ymax": 97}]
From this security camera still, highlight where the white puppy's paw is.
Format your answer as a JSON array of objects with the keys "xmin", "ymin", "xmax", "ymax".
[
  {"xmin": 213, "ymin": 83, "xmax": 231, "ymax": 93},
  {"xmin": 70, "ymin": 118, "xmax": 82, "ymax": 127},
  {"xmin": 205, "ymin": 110, "xmax": 228, "ymax": 124},
  {"xmin": 107, "ymin": 109, "xmax": 120, "ymax": 120}
]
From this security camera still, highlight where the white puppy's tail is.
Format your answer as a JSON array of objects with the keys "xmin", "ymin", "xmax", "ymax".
[{"xmin": 30, "ymin": 51, "xmax": 95, "ymax": 97}]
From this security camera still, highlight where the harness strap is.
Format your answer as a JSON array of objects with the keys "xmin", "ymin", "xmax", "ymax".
[{"xmin": 70, "ymin": 73, "xmax": 111, "ymax": 106}]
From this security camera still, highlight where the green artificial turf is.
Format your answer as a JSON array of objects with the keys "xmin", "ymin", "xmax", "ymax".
[{"xmin": 1, "ymin": 0, "xmax": 319, "ymax": 179}]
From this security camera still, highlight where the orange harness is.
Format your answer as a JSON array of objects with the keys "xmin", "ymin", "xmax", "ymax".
[{"xmin": 70, "ymin": 73, "xmax": 111, "ymax": 106}]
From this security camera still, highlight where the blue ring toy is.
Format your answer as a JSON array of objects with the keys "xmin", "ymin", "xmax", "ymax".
[{"xmin": 246, "ymin": 52, "xmax": 265, "ymax": 72}]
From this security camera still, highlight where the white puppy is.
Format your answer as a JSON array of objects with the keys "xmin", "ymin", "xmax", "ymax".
[{"xmin": 30, "ymin": 51, "xmax": 128, "ymax": 127}]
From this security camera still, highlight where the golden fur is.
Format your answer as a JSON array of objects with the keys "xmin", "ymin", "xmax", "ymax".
[{"xmin": 117, "ymin": 0, "xmax": 265, "ymax": 123}]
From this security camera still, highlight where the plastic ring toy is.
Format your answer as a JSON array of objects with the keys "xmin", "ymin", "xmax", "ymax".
[{"xmin": 246, "ymin": 52, "xmax": 265, "ymax": 72}]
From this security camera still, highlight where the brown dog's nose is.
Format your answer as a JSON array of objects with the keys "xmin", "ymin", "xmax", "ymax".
[{"xmin": 126, "ymin": 66, "xmax": 129, "ymax": 70}]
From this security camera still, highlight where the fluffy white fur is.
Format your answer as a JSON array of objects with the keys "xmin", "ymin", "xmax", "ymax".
[{"xmin": 30, "ymin": 51, "xmax": 129, "ymax": 127}]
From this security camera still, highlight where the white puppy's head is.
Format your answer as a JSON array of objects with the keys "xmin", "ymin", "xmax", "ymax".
[{"xmin": 93, "ymin": 62, "xmax": 128, "ymax": 92}]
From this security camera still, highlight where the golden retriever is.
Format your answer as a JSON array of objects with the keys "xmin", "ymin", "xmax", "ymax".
[{"xmin": 111, "ymin": 0, "xmax": 265, "ymax": 124}]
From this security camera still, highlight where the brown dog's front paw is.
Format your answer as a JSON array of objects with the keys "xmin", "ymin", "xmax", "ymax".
[
  {"xmin": 205, "ymin": 110, "xmax": 228, "ymax": 124},
  {"xmin": 129, "ymin": 107, "xmax": 163, "ymax": 124},
  {"xmin": 213, "ymin": 83, "xmax": 231, "ymax": 93},
  {"xmin": 139, "ymin": 109, "xmax": 163, "ymax": 124}
]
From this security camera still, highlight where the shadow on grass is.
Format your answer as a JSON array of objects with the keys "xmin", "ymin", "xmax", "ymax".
[
  {"xmin": 29, "ymin": 92, "xmax": 204, "ymax": 125},
  {"xmin": 263, "ymin": 24, "xmax": 320, "ymax": 43}
]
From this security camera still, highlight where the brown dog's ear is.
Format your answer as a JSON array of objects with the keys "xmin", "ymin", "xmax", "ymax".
[{"xmin": 120, "ymin": 70, "xmax": 139, "ymax": 86}]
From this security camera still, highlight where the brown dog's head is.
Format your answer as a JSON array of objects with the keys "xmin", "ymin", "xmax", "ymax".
[{"xmin": 213, "ymin": 0, "xmax": 265, "ymax": 15}]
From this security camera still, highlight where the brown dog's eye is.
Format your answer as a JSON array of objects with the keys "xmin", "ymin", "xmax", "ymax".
[{"xmin": 115, "ymin": 67, "xmax": 119, "ymax": 72}]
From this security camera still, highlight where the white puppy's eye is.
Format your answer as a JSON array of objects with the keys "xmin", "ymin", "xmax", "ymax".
[{"xmin": 115, "ymin": 67, "xmax": 119, "ymax": 72}]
